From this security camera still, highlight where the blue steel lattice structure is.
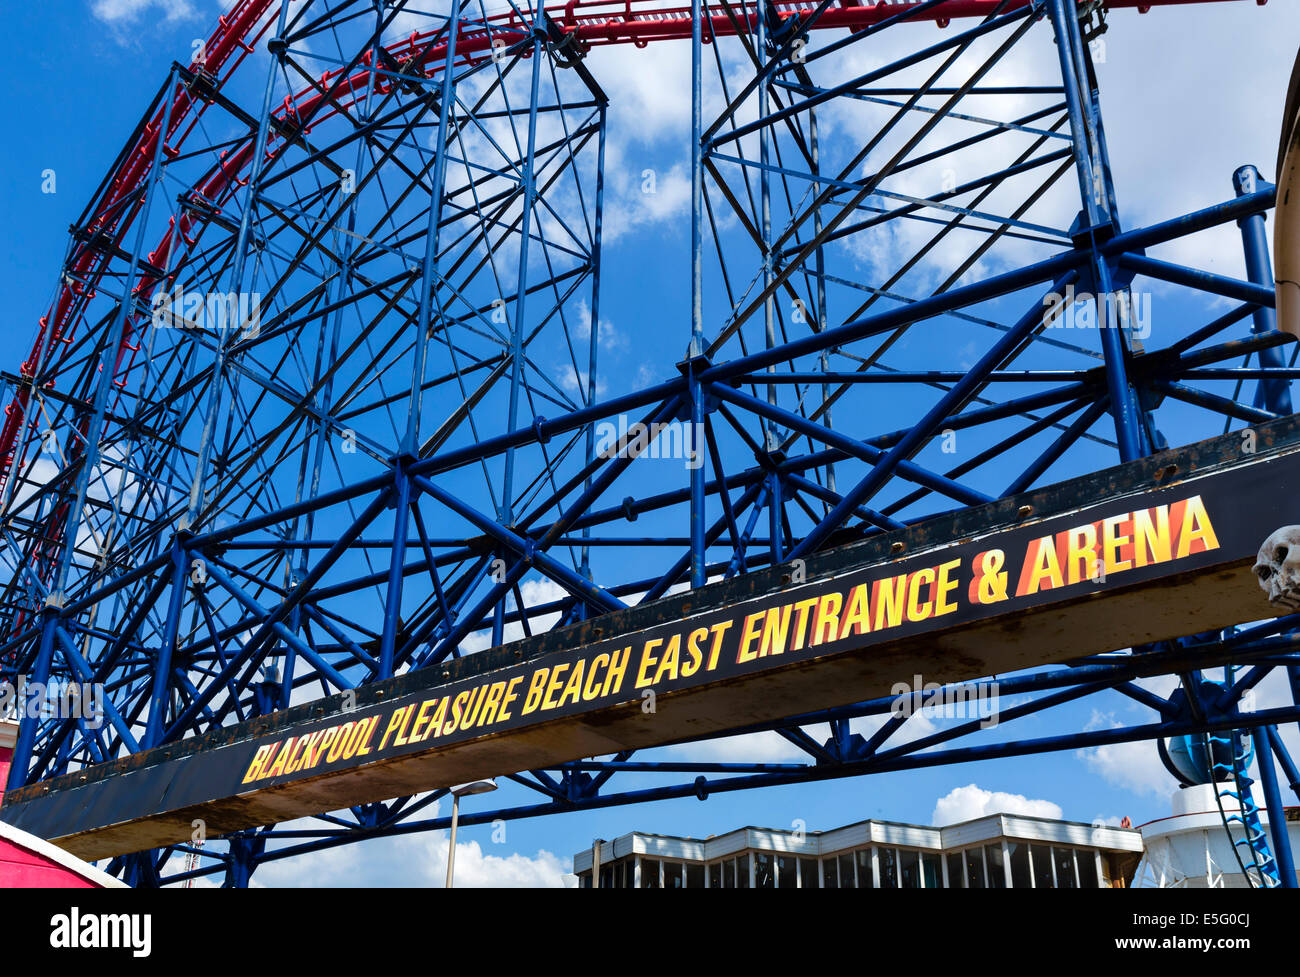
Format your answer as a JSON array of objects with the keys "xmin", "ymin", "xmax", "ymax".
[{"xmin": 1, "ymin": 0, "xmax": 1299, "ymax": 887}]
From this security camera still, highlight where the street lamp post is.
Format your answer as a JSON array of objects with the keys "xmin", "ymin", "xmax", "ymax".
[{"xmin": 445, "ymin": 779, "xmax": 498, "ymax": 888}]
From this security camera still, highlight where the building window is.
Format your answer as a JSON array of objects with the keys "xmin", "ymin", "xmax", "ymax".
[
  {"xmin": 1078, "ymin": 850, "xmax": 1100, "ymax": 888},
  {"xmin": 856, "ymin": 848, "xmax": 875, "ymax": 888},
  {"xmin": 920, "ymin": 853, "xmax": 941, "ymax": 889},
  {"xmin": 946, "ymin": 852, "xmax": 963, "ymax": 888},
  {"xmin": 840, "ymin": 852, "xmax": 858, "ymax": 888},
  {"xmin": 1054, "ymin": 847, "xmax": 1078, "ymax": 888},
  {"xmin": 641, "ymin": 858, "xmax": 660, "ymax": 888},
  {"xmin": 878, "ymin": 847, "xmax": 899, "ymax": 888},
  {"xmin": 1031, "ymin": 845, "xmax": 1054, "ymax": 888},
  {"xmin": 1008, "ymin": 842, "xmax": 1032, "ymax": 888},
  {"xmin": 823, "ymin": 856, "xmax": 840, "ymax": 888},
  {"xmin": 985, "ymin": 844, "xmax": 1007, "ymax": 888},
  {"xmin": 799, "ymin": 858, "xmax": 818, "ymax": 888},
  {"xmin": 964, "ymin": 847, "xmax": 986, "ymax": 889},
  {"xmin": 899, "ymin": 849, "xmax": 921, "ymax": 888},
  {"xmin": 777, "ymin": 855, "xmax": 798, "ymax": 889},
  {"xmin": 584, "ymin": 834, "xmax": 1127, "ymax": 891},
  {"xmin": 664, "ymin": 861, "xmax": 684, "ymax": 889}
]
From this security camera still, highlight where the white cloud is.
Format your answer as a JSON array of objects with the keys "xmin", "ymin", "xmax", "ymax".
[
  {"xmin": 90, "ymin": 0, "xmax": 198, "ymax": 23},
  {"xmin": 558, "ymin": 363, "xmax": 607, "ymax": 399},
  {"xmin": 1076, "ymin": 708, "xmax": 1178, "ymax": 798},
  {"xmin": 669, "ymin": 710, "xmax": 939, "ymax": 764},
  {"xmin": 932, "ymin": 783, "xmax": 1063, "ymax": 826},
  {"xmin": 1033, "ymin": 3, "xmax": 1299, "ymax": 289},
  {"xmin": 459, "ymin": 576, "xmax": 570, "ymax": 654},
  {"xmin": 586, "ymin": 38, "xmax": 697, "ymax": 144},
  {"xmin": 669, "ymin": 728, "xmax": 805, "ymax": 763},
  {"xmin": 251, "ymin": 803, "xmax": 574, "ymax": 887},
  {"xmin": 6, "ymin": 455, "xmax": 58, "ymax": 513},
  {"xmin": 573, "ymin": 298, "xmax": 625, "ymax": 354},
  {"xmin": 603, "ymin": 160, "xmax": 693, "ymax": 242}
]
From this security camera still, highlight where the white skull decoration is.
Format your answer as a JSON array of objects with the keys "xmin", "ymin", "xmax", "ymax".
[{"xmin": 1254, "ymin": 526, "xmax": 1300, "ymax": 610}]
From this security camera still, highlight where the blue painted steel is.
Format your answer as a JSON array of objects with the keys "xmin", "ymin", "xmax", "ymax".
[
  {"xmin": 1234, "ymin": 165, "xmax": 1294, "ymax": 416},
  {"xmin": 1256, "ymin": 725, "xmax": 1297, "ymax": 888},
  {"xmin": 1, "ymin": 0, "xmax": 1296, "ymax": 887}
]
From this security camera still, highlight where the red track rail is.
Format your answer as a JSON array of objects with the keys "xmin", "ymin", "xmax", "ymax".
[{"xmin": 0, "ymin": 0, "xmax": 1267, "ymax": 522}]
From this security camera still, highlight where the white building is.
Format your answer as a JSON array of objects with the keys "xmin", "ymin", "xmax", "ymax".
[
  {"xmin": 573, "ymin": 812, "xmax": 1144, "ymax": 888},
  {"xmin": 1134, "ymin": 783, "xmax": 1300, "ymax": 888}
]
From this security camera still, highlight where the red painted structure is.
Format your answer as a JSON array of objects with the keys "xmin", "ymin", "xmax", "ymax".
[{"xmin": 0, "ymin": 722, "xmax": 122, "ymax": 888}]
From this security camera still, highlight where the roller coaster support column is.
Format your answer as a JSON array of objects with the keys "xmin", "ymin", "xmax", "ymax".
[
  {"xmin": 495, "ymin": 8, "xmax": 546, "ymax": 642},
  {"xmin": 500, "ymin": 11, "xmax": 546, "ymax": 528},
  {"xmin": 49, "ymin": 65, "xmax": 178, "ymax": 596},
  {"xmin": 383, "ymin": 0, "xmax": 465, "ymax": 679},
  {"xmin": 1047, "ymin": 0, "xmax": 1142, "ymax": 461},
  {"xmin": 1233, "ymin": 162, "xmax": 1300, "ymax": 769},
  {"xmin": 807, "ymin": 99, "xmax": 834, "ymax": 498},
  {"xmin": 284, "ymin": 0, "xmax": 391, "ymax": 706},
  {"xmin": 182, "ymin": 1, "xmax": 293, "ymax": 533},
  {"xmin": 1234, "ymin": 164, "xmax": 1293, "ymax": 414},
  {"xmin": 1268, "ymin": 721, "xmax": 1300, "ymax": 804},
  {"xmin": 581, "ymin": 104, "xmax": 609, "ymax": 594},
  {"xmin": 224, "ymin": 831, "xmax": 265, "ymax": 889},
  {"xmin": 5, "ymin": 608, "xmax": 57, "ymax": 792},
  {"xmin": 143, "ymin": 540, "xmax": 190, "ymax": 749},
  {"xmin": 688, "ymin": 0, "xmax": 707, "ymax": 588},
  {"xmin": 756, "ymin": 1, "xmax": 786, "ymax": 566},
  {"xmin": 1254, "ymin": 725, "xmax": 1297, "ymax": 887},
  {"xmin": 8, "ymin": 67, "xmax": 181, "ymax": 789}
]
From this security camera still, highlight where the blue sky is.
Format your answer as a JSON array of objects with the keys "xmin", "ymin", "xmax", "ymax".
[{"xmin": 3, "ymin": 0, "xmax": 1300, "ymax": 886}]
